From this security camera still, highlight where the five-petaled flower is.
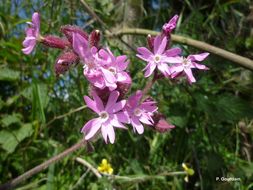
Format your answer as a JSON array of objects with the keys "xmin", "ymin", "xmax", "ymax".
[
  {"xmin": 97, "ymin": 159, "xmax": 113, "ymax": 174},
  {"xmin": 22, "ymin": 12, "xmax": 41, "ymax": 54},
  {"xmin": 169, "ymin": 53, "xmax": 209, "ymax": 84},
  {"xmin": 82, "ymin": 90, "xmax": 129, "ymax": 144},
  {"xmin": 137, "ymin": 35, "xmax": 181, "ymax": 77},
  {"xmin": 125, "ymin": 90, "xmax": 158, "ymax": 134}
]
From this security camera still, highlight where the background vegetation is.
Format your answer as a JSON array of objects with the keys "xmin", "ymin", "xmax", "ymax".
[{"xmin": 0, "ymin": 0, "xmax": 253, "ymax": 189}]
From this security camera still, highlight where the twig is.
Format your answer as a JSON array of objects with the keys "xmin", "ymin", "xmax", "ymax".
[
  {"xmin": 0, "ymin": 140, "xmax": 86, "ymax": 190},
  {"xmin": 79, "ymin": 0, "xmax": 136, "ymax": 52},
  {"xmin": 106, "ymin": 28, "xmax": 253, "ymax": 70},
  {"xmin": 45, "ymin": 105, "xmax": 87, "ymax": 127},
  {"xmin": 75, "ymin": 157, "xmax": 102, "ymax": 178},
  {"xmin": 75, "ymin": 157, "xmax": 186, "ymax": 183},
  {"xmin": 69, "ymin": 169, "xmax": 90, "ymax": 190}
]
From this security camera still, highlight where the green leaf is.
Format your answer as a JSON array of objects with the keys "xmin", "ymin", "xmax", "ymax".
[
  {"xmin": 0, "ymin": 67, "xmax": 20, "ymax": 81},
  {"xmin": 13, "ymin": 123, "xmax": 34, "ymax": 142},
  {"xmin": 0, "ymin": 123, "xmax": 33, "ymax": 154},
  {"xmin": 0, "ymin": 130, "xmax": 18, "ymax": 154},
  {"xmin": 1, "ymin": 113, "xmax": 22, "ymax": 127}
]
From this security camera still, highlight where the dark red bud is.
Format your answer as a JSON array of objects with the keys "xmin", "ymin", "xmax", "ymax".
[
  {"xmin": 116, "ymin": 82, "xmax": 131, "ymax": 100},
  {"xmin": 60, "ymin": 25, "xmax": 89, "ymax": 44},
  {"xmin": 41, "ymin": 35, "xmax": 70, "ymax": 49},
  {"xmin": 152, "ymin": 113, "xmax": 175, "ymax": 133},
  {"xmin": 147, "ymin": 34, "xmax": 155, "ymax": 51},
  {"xmin": 89, "ymin": 85, "xmax": 111, "ymax": 104},
  {"xmin": 89, "ymin": 30, "xmax": 101, "ymax": 48},
  {"xmin": 54, "ymin": 51, "xmax": 79, "ymax": 76}
]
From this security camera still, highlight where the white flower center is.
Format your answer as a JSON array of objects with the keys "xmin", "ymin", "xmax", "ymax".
[
  {"xmin": 134, "ymin": 108, "xmax": 142, "ymax": 117},
  {"xmin": 108, "ymin": 67, "xmax": 116, "ymax": 75},
  {"xmin": 99, "ymin": 111, "xmax": 109, "ymax": 121},
  {"xmin": 182, "ymin": 58, "xmax": 191, "ymax": 68},
  {"xmin": 154, "ymin": 55, "xmax": 161, "ymax": 63}
]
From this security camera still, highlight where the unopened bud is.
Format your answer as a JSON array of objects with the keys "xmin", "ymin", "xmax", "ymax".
[
  {"xmin": 89, "ymin": 85, "xmax": 111, "ymax": 103},
  {"xmin": 152, "ymin": 113, "xmax": 175, "ymax": 133},
  {"xmin": 60, "ymin": 25, "xmax": 89, "ymax": 44},
  {"xmin": 54, "ymin": 51, "xmax": 79, "ymax": 76},
  {"xmin": 89, "ymin": 30, "xmax": 101, "ymax": 48},
  {"xmin": 116, "ymin": 82, "xmax": 131, "ymax": 100},
  {"xmin": 41, "ymin": 35, "xmax": 69, "ymax": 49},
  {"xmin": 147, "ymin": 34, "xmax": 154, "ymax": 51}
]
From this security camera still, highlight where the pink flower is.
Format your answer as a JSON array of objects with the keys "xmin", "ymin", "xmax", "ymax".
[
  {"xmin": 96, "ymin": 48, "xmax": 131, "ymax": 91},
  {"xmin": 162, "ymin": 15, "xmax": 179, "ymax": 34},
  {"xmin": 137, "ymin": 35, "xmax": 181, "ymax": 77},
  {"xmin": 82, "ymin": 91, "xmax": 129, "ymax": 144},
  {"xmin": 125, "ymin": 91, "xmax": 158, "ymax": 134},
  {"xmin": 72, "ymin": 33, "xmax": 105, "ymax": 88},
  {"xmin": 169, "ymin": 53, "xmax": 209, "ymax": 84},
  {"xmin": 22, "ymin": 12, "xmax": 40, "ymax": 54}
]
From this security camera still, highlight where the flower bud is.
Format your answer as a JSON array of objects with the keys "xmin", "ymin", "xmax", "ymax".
[
  {"xmin": 147, "ymin": 34, "xmax": 154, "ymax": 51},
  {"xmin": 89, "ymin": 30, "xmax": 101, "ymax": 48},
  {"xmin": 41, "ymin": 35, "xmax": 70, "ymax": 49},
  {"xmin": 54, "ymin": 51, "xmax": 79, "ymax": 76},
  {"xmin": 89, "ymin": 85, "xmax": 111, "ymax": 103},
  {"xmin": 60, "ymin": 25, "xmax": 89, "ymax": 44},
  {"xmin": 116, "ymin": 82, "xmax": 131, "ymax": 100},
  {"xmin": 152, "ymin": 112, "xmax": 175, "ymax": 133}
]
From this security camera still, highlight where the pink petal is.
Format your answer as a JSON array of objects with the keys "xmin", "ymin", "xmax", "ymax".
[
  {"xmin": 22, "ymin": 42, "xmax": 36, "ymax": 54},
  {"xmin": 156, "ymin": 37, "xmax": 167, "ymax": 54},
  {"xmin": 144, "ymin": 62, "xmax": 156, "ymax": 77},
  {"xmin": 139, "ymin": 103, "xmax": 158, "ymax": 113},
  {"xmin": 184, "ymin": 68, "xmax": 196, "ymax": 84},
  {"xmin": 83, "ymin": 95, "xmax": 100, "ymax": 114},
  {"xmin": 107, "ymin": 124, "xmax": 115, "ymax": 144},
  {"xmin": 164, "ymin": 47, "xmax": 182, "ymax": 57},
  {"xmin": 109, "ymin": 100, "xmax": 126, "ymax": 113},
  {"xmin": 192, "ymin": 62, "xmax": 209, "ymax": 70},
  {"xmin": 131, "ymin": 117, "xmax": 144, "ymax": 134},
  {"xmin": 22, "ymin": 37, "xmax": 36, "ymax": 47},
  {"xmin": 153, "ymin": 35, "xmax": 162, "ymax": 54},
  {"xmin": 137, "ymin": 47, "xmax": 153, "ymax": 59},
  {"xmin": 105, "ymin": 91, "xmax": 120, "ymax": 110},
  {"xmin": 116, "ymin": 57, "xmax": 129, "ymax": 71},
  {"xmin": 111, "ymin": 115, "xmax": 128, "ymax": 128},
  {"xmin": 101, "ymin": 125, "xmax": 108, "ymax": 143},
  {"xmin": 165, "ymin": 56, "xmax": 182, "ymax": 64},
  {"xmin": 139, "ymin": 115, "xmax": 153, "ymax": 125},
  {"xmin": 98, "ymin": 48, "xmax": 109, "ymax": 60},
  {"xmin": 116, "ymin": 72, "xmax": 131, "ymax": 83},
  {"xmin": 73, "ymin": 33, "xmax": 89, "ymax": 59},
  {"xmin": 188, "ymin": 53, "xmax": 209, "ymax": 62},
  {"xmin": 101, "ymin": 67, "xmax": 116, "ymax": 83},
  {"xmin": 115, "ymin": 111, "xmax": 130, "ymax": 124},
  {"xmin": 32, "ymin": 12, "xmax": 40, "ymax": 35},
  {"xmin": 101, "ymin": 122, "xmax": 115, "ymax": 144},
  {"xmin": 169, "ymin": 64, "xmax": 184, "ymax": 75},
  {"xmin": 127, "ymin": 90, "xmax": 143, "ymax": 108},
  {"xmin": 157, "ymin": 63, "xmax": 170, "ymax": 76},
  {"xmin": 81, "ymin": 118, "xmax": 99, "ymax": 133},
  {"xmin": 91, "ymin": 91, "xmax": 104, "ymax": 111},
  {"xmin": 84, "ymin": 118, "xmax": 101, "ymax": 140}
]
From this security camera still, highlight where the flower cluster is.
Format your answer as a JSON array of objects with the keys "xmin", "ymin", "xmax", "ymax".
[
  {"xmin": 22, "ymin": 13, "xmax": 209, "ymax": 144},
  {"xmin": 137, "ymin": 15, "xmax": 209, "ymax": 84}
]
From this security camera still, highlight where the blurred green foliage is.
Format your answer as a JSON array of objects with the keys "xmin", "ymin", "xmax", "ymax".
[{"xmin": 0, "ymin": 0, "xmax": 253, "ymax": 189}]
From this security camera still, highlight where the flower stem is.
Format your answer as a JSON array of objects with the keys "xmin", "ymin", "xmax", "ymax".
[{"xmin": 0, "ymin": 140, "xmax": 86, "ymax": 190}]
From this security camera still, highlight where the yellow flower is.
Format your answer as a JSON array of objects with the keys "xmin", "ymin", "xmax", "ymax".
[
  {"xmin": 97, "ymin": 159, "xmax": 113, "ymax": 174},
  {"xmin": 182, "ymin": 163, "xmax": 195, "ymax": 182}
]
